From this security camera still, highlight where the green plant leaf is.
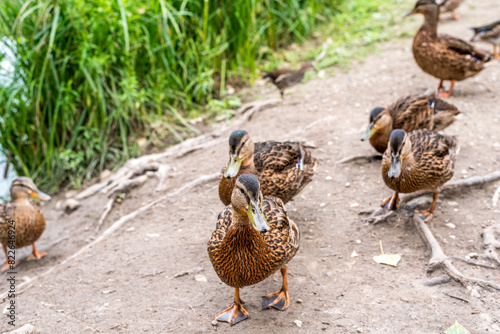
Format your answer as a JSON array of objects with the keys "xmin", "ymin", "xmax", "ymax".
[{"xmin": 444, "ymin": 322, "xmax": 470, "ymax": 334}]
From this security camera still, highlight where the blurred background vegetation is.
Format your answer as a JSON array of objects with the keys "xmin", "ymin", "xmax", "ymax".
[{"xmin": 0, "ymin": 0, "xmax": 400, "ymax": 193}]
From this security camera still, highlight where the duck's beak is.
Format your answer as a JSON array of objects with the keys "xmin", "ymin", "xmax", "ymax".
[
  {"xmin": 361, "ymin": 123, "xmax": 376, "ymax": 141},
  {"xmin": 403, "ymin": 9, "xmax": 415, "ymax": 18},
  {"xmin": 224, "ymin": 154, "xmax": 242, "ymax": 178},
  {"xmin": 31, "ymin": 189, "xmax": 51, "ymax": 201},
  {"xmin": 388, "ymin": 154, "xmax": 401, "ymax": 179},
  {"xmin": 248, "ymin": 200, "xmax": 269, "ymax": 232}
]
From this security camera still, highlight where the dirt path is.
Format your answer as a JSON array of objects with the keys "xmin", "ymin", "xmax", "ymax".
[{"xmin": 2, "ymin": 1, "xmax": 500, "ymax": 333}]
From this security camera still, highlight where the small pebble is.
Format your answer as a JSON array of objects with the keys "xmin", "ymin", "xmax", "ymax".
[
  {"xmin": 325, "ymin": 176, "xmax": 333, "ymax": 181},
  {"xmin": 345, "ymin": 182, "xmax": 351, "ymax": 188},
  {"xmin": 320, "ymin": 202, "xmax": 326, "ymax": 207},
  {"xmin": 356, "ymin": 240, "xmax": 361, "ymax": 244},
  {"xmin": 351, "ymin": 250, "xmax": 359, "ymax": 258},
  {"xmin": 126, "ymin": 227, "xmax": 135, "ymax": 232},
  {"xmin": 146, "ymin": 233, "xmax": 160, "ymax": 238},
  {"xmin": 350, "ymin": 202, "xmax": 359, "ymax": 208},
  {"xmin": 357, "ymin": 328, "xmax": 364, "ymax": 333},
  {"xmin": 294, "ymin": 320, "xmax": 303, "ymax": 328},
  {"xmin": 296, "ymin": 298, "xmax": 303, "ymax": 304},
  {"xmin": 444, "ymin": 223, "xmax": 456, "ymax": 229},
  {"xmin": 449, "ymin": 235, "xmax": 456, "ymax": 239},
  {"xmin": 211, "ymin": 320, "xmax": 218, "ymax": 326},
  {"xmin": 447, "ymin": 201, "xmax": 458, "ymax": 207},
  {"xmin": 195, "ymin": 274, "xmax": 207, "ymax": 282}
]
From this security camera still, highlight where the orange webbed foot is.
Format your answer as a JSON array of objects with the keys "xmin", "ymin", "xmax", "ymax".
[
  {"xmin": 27, "ymin": 250, "xmax": 48, "ymax": 261},
  {"xmin": 214, "ymin": 303, "xmax": 249, "ymax": 325},
  {"xmin": 262, "ymin": 288, "xmax": 290, "ymax": 311},
  {"xmin": 414, "ymin": 210, "xmax": 434, "ymax": 222}
]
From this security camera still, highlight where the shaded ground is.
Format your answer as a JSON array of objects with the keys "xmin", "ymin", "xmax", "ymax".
[{"xmin": 2, "ymin": 1, "xmax": 500, "ymax": 333}]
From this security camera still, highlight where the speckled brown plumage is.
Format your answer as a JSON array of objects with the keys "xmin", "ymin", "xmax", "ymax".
[
  {"xmin": 364, "ymin": 94, "xmax": 460, "ymax": 153},
  {"xmin": 208, "ymin": 196, "xmax": 299, "ymax": 288},
  {"xmin": 471, "ymin": 20, "xmax": 500, "ymax": 58},
  {"xmin": 382, "ymin": 129, "xmax": 457, "ymax": 194},
  {"xmin": 219, "ymin": 131, "xmax": 317, "ymax": 206},
  {"xmin": 263, "ymin": 63, "xmax": 315, "ymax": 97},
  {"xmin": 0, "ymin": 202, "xmax": 46, "ymax": 248},
  {"xmin": 408, "ymin": 0, "xmax": 491, "ymax": 95}
]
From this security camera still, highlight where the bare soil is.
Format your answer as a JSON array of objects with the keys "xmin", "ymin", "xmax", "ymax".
[{"xmin": 2, "ymin": 1, "xmax": 500, "ymax": 333}]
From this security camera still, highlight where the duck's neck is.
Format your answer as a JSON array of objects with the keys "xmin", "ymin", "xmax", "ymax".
[
  {"xmin": 240, "ymin": 158, "xmax": 255, "ymax": 174},
  {"xmin": 225, "ymin": 212, "xmax": 267, "ymax": 250},
  {"xmin": 419, "ymin": 10, "xmax": 439, "ymax": 39},
  {"xmin": 13, "ymin": 198, "xmax": 31, "ymax": 206}
]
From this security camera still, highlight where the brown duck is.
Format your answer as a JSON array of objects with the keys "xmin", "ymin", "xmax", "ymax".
[
  {"xmin": 219, "ymin": 130, "xmax": 317, "ymax": 206},
  {"xmin": 0, "ymin": 177, "xmax": 51, "ymax": 272},
  {"xmin": 262, "ymin": 63, "xmax": 315, "ymax": 98},
  {"xmin": 208, "ymin": 174, "xmax": 300, "ymax": 325},
  {"xmin": 439, "ymin": 0, "xmax": 463, "ymax": 21},
  {"xmin": 382, "ymin": 129, "xmax": 458, "ymax": 222},
  {"xmin": 471, "ymin": 20, "xmax": 500, "ymax": 59},
  {"xmin": 405, "ymin": 0, "xmax": 491, "ymax": 97},
  {"xmin": 361, "ymin": 93, "xmax": 460, "ymax": 154}
]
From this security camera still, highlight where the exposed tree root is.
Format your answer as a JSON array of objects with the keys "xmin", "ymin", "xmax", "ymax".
[
  {"xmin": 107, "ymin": 174, "xmax": 150, "ymax": 197},
  {"xmin": 0, "ymin": 172, "xmax": 219, "ymax": 302},
  {"xmin": 95, "ymin": 199, "xmax": 114, "ymax": 232},
  {"xmin": 414, "ymin": 215, "xmax": 500, "ymax": 291},
  {"xmin": 336, "ymin": 154, "xmax": 382, "ymax": 164},
  {"xmin": 362, "ymin": 171, "xmax": 500, "ymax": 224},
  {"xmin": 482, "ymin": 224, "xmax": 500, "ymax": 266}
]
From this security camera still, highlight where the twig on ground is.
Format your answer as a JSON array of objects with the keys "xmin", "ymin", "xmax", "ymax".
[
  {"xmin": 444, "ymin": 293, "xmax": 470, "ymax": 303},
  {"xmin": 169, "ymin": 267, "xmax": 204, "ymax": 280},
  {"xmin": 141, "ymin": 270, "xmax": 166, "ymax": 279},
  {"xmin": 414, "ymin": 215, "xmax": 500, "ymax": 291},
  {"xmin": 107, "ymin": 174, "xmax": 149, "ymax": 197},
  {"xmin": 95, "ymin": 199, "xmax": 115, "ymax": 232},
  {"xmin": 336, "ymin": 154, "xmax": 382, "ymax": 164},
  {"xmin": 449, "ymin": 256, "xmax": 497, "ymax": 269}
]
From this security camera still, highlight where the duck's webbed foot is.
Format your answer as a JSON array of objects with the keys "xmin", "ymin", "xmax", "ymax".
[
  {"xmin": 26, "ymin": 243, "xmax": 48, "ymax": 261},
  {"xmin": 214, "ymin": 288, "xmax": 249, "ymax": 325},
  {"xmin": 262, "ymin": 266, "xmax": 291, "ymax": 311}
]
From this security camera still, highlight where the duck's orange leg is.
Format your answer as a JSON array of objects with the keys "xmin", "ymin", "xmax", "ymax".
[
  {"xmin": 438, "ymin": 80, "xmax": 454, "ymax": 98},
  {"xmin": 415, "ymin": 192, "xmax": 439, "ymax": 222},
  {"xmin": 451, "ymin": 11, "xmax": 461, "ymax": 20},
  {"xmin": 495, "ymin": 46, "xmax": 500, "ymax": 59},
  {"xmin": 1, "ymin": 245, "xmax": 19, "ymax": 272},
  {"xmin": 381, "ymin": 192, "xmax": 399, "ymax": 210},
  {"xmin": 26, "ymin": 243, "xmax": 47, "ymax": 261},
  {"xmin": 214, "ymin": 288, "xmax": 249, "ymax": 325},
  {"xmin": 262, "ymin": 266, "xmax": 291, "ymax": 311}
]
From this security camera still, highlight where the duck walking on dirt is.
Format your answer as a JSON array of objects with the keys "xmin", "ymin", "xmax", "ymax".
[
  {"xmin": 208, "ymin": 174, "xmax": 300, "ymax": 325},
  {"xmin": 361, "ymin": 93, "xmax": 460, "ymax": 154},
  {"xmin": 439, "ymin": 0, "xmax": 463, "ymax": 21},
  {"xmin": 219, "ymin": 130, "xmax": 317, "ymax": 206},
  {"xmin": 381, "ymin": 129, "xmax": 458, "ymax": 222},
  {"xmin": 470, "ymin": 20, "xmax": 500, "ymax": 59},
  {"xmin": 0, "ymin": 177, "xmax": 51, "ymax": 272},
  {"xmin": 262, "ymin": 63, "xmax": 315, "ymax": 98},
  {"xmin": 405, "ymin": 0, "xmax": 491, "ymax": 97}
]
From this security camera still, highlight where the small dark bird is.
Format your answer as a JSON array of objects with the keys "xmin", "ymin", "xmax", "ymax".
[
  {"xmin": 219, "ymin": 130, "xmax": 317, "ymax": 206},
  {"xmin": 361, "ymin": 93, "xmax": 460, "ymax": 153},
  {"xmin": 471, "ymin": 20, "xmax": 500, "ymax": 59},
  {"xmin": 405, "ymin": 0, "xmax": 491, "ymax": 97},
  {"xmin": 0, "ymin": 177, "xmax": 51, "ymax": 272},
  {"xmin": 262, "ymin": 63, "xmax": 315, "ymax": 98},
  {"xmin": 208, "ymin": 174, "xmax": 300, "ymax": 325},
  {"xmin": 381, "ymin": 129, "xmax": 458, "ymax": 222}
]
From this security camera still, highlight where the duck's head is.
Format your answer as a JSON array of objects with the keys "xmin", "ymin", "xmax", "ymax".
[
  {"xmin": 361, "ymin": 107, "xmax": 391, "ymax": 141},
  {"xmin": 231, "ymin": 174, "xmax": 269, "ymax": 232},
  {"xmin": 301, "ymin": 63, "xmax": 317, "ymax": 72},
  {"xmin": 386, "ymin": 130, "xmax": 412, "ymax": 179},
  {"xmin": 10, "ymin": 177, "xmax": 51, "ymax": 202},
  {"xmin": 404, "ymin": 0, "xmax": 439, "ymax": 18},
  {"xmin": 224, "ymin": 130, "xmax": 254, "ymax": 178}
]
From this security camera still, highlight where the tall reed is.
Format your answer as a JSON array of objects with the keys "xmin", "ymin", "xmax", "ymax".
[{"xmin": 0, "ymin": 0, "xmax": 343, "ymax": 191}]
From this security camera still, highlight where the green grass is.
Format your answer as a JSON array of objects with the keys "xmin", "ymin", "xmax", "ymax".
[{"xmin": 0, "ymin": 0, "xmax": 403, "ymax": 192}]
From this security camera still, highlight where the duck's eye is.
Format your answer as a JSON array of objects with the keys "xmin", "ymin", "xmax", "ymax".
[{"xmin": 240, "ymin": 188, "xmax": 245, "ymax": 195}]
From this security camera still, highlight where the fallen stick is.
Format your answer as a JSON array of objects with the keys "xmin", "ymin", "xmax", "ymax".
[
  {"xmin": 95, "ymin": 198, "xmax": 114, "ymax": 232},
  {"xmin": 414, "ymin": 215, "xmax": 500, "ymax": 291},
  {"xmin": 0, "ymin": 172, "xmax": 220, "ymax": 302}
]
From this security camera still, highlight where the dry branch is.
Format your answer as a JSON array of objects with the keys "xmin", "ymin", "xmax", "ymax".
[
  {"xmin": 414, "ymin": 215, "xmax": 500, "ymax": 291},
  {"xmin": 95, "ymin": 198, "xmax": 114, "ymax": 232}
]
